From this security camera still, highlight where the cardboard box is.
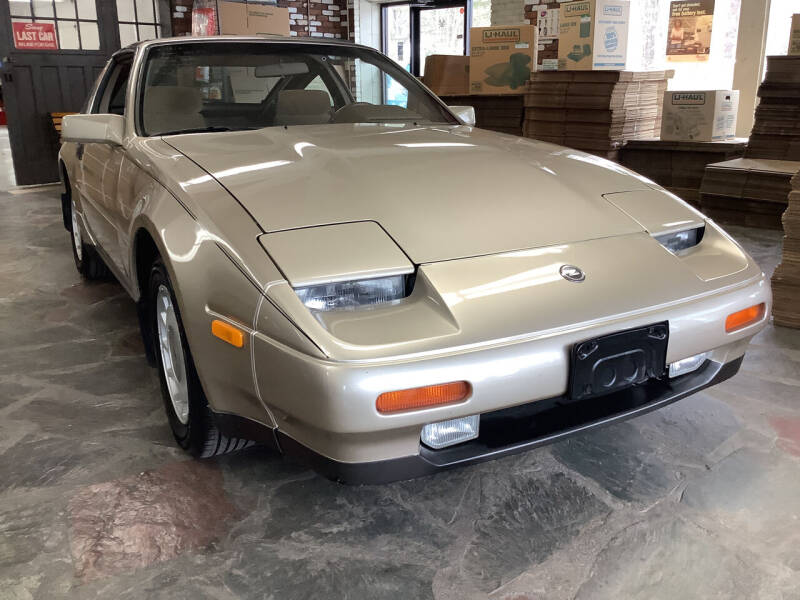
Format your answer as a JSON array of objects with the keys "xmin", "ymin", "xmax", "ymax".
[
  {"xmin": 192, "ymin": 0, "xmax": 289, "ymax": 37},
  {"xmin": 661, "ymin": 90, "xmax": 739, "ymax": 142},
  {"xmin": 469, "ymin": 26, "xmax": 537, "ymax": 95},
  {"xmin": 525, "ymin": 2, "xmax": 561, "ymax": 70},
  {"xmin": 557, "ymin": 0, "xmax": 630, "ymax": 71},
  {"xmin": 789, "ymin": 14, "xmax": 800, "ymax": 56},
  {"xmin": 423, "ymin": 55, "xmax": 470, "ymax": 96}
]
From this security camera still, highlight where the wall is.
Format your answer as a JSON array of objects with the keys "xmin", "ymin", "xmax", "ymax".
[
  {"xmin": 170, "ymin": 0, "xmax": 350, "ymax": 39},
  {"xmin": 284, "ymin": 0, "xmax": 349, "ymax": 38},
  {"xmin": 171, "ymin": 0, "xmax": 194, "ymax": 36},
  {"xmin": 488, "ymin": 0, "xmax": 742, "ymax": 91},
  {"xmin": 352, "ymin": 0, "xmax": 381, "ymax": 48},
  {"xmin": 732, "ymin": 0, "xmax": 770, "ymax": 137},
  {"xmin": 491, "ymin": 0, "xmax": 526, "ymax": 26}
]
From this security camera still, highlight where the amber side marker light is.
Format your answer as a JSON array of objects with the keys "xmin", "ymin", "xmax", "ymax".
[
  {"xmin": 211, "ymin": 319, "xmax": 245, "ymax": 348},
  {"xmin": 377, "ymin": 381, "xmax": 471, "ymax": 414},
  {"xmin": 725, "ymin": 303, "xmax": 766, "ymax": 333}
]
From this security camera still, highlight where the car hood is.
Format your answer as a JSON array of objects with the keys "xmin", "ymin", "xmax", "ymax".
[{"xmin": 164, "ymin": 124, "xmax": 653, "ymax": 264}]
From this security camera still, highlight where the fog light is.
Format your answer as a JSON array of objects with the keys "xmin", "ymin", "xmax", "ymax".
[
  {"xmin": 669, "ymin": 351, "xmax": 711, "ymax": 378},
  {"xmin": 420, "ymin": 415, "xmax": 479, "ymax": 449}
]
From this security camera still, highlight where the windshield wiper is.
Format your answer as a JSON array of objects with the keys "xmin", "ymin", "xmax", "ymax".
[
  {"xmin": 158, "ymin": 126, "xmax": 257, "ymax": 136},
  {"xmin": 366, "ymin": 117, "xmax": 422, "ymax": 122}
]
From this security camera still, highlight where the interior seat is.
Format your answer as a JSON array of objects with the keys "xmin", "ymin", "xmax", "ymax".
[
  {"xmin": 143, "ymin": 86, "xmax": 205, "ymax": 135},
  {"xmin": 273, "ymin": 89, "xmax": 332, "ymax": 126}
]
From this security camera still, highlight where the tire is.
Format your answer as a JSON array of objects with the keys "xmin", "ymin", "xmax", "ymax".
[
  {"xmin": 148, "ymin": 258, "xmax": 253, "ymax": 458},
  {"xmin": 68, "ymin": 196, "xmax": 110, "ymax": 280}
]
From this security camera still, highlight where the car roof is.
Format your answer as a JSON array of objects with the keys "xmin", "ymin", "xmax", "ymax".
[{"xmin": 115, "ymin": 34, "xmax": 368, "ymax": 58}]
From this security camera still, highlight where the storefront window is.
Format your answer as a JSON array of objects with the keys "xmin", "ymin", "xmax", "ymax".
[
  {"xmin": 116, "ymin": 0, "xmax": 163, "ymax": 46},
  {"xmin": 9, "ymin": 0, "xmax": 101, "ymax": 50},
  {"xmin": 765, "ymin": 0, "xmax": 798, "ymax": 57}
]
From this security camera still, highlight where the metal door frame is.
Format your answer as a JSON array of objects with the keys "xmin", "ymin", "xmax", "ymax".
[{"xmin": 381, "ymin": 0, "xmax": 472, "ymax": 77}]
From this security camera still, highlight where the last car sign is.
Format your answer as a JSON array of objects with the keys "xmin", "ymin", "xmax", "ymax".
[{"xmin": 13, "ymin": 22, "xmax": 58, "ymax": 50}]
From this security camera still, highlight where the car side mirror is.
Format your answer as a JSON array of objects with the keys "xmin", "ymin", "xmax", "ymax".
[
  {"xmin": 448, "ymin": 105, "xmax": 476, "ymax": 127},
  {"xmin": 61, "ymin": 113, "xmax": 125, "ymax": 146}
]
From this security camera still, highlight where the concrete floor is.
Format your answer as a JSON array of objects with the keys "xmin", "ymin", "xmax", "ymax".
[{"xmin": 1, "ymin": 151, "xmax": 799, "ymax": 599}]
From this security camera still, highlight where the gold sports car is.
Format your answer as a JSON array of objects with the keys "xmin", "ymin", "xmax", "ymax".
[{"xmin": 59, "ymin": 37, "xmax": 770, "ymax": 483}]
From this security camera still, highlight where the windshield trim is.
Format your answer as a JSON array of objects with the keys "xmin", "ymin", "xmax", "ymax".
[{"xmin": 133, "ymin": 40, "xmax": 459, "ymax": 138}]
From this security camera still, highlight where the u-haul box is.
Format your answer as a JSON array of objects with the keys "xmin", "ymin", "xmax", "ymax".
[
  {"xmin": 558, "ymin": 0, "xmax": 630, "ymax": 71},
  {"xmin": 469, "ymin": 26, "xmax": 538, "ymax": 95},
  {"xmin": 660, "ymin": 90, "xmax": 740, "ymax": 142}
]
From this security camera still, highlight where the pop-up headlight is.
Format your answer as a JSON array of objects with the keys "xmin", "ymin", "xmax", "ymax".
[
  {"xmin": 294, "ymin": 275, "xmax": 407, "ymax": 311},
  {"xmin": 654, "ymin": 226, "xmax": 705, "ymax": 254}
]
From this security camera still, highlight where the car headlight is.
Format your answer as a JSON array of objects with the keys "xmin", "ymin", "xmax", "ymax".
[
  {"xmin": 294, "ymin": 275, "xmax": 409, "ymax": 311},
  {"xmin": 654, "ymin": 226, "xmax": 704, "ymax": 254}
]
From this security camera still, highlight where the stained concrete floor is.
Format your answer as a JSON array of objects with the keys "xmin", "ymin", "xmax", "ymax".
[{"xmin": 1, "ymin": 180, "xmax": 800, "ymax": 599}]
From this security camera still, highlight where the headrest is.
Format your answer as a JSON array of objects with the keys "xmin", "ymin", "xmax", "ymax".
[
  {"xmin": 143, "ymin": 86, "xmax": 204, "ymax": 134},
  {"xmin": 274, "ymin": 89, "xmax": 332, "ymax": 125}
]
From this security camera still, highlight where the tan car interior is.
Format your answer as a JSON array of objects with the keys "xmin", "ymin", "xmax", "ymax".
[
  {"xmin": 143, "ymin": 86, "xmax": 205, "ymax": 134},
  {"xmin": 273, "ymin": 89, "xmax": 333, "ymax": 126}
]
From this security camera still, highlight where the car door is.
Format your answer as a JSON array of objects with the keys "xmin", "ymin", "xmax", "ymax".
[{"xmin": 77, "ymin": 55, "xmax": 132, "ymax": 275}]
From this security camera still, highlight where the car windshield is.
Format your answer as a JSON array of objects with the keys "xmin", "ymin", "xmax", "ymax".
[{"xmin": 139, "ymin": 42, "xmax": 457, "ymax": 136}]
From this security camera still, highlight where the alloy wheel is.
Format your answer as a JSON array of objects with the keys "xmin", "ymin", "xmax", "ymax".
[{"xmin": 156, "ymin": 284, "xmax": 190, "ymax": 424}]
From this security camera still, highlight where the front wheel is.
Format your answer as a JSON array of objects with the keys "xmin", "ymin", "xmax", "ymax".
[
  {"xmin": 69, "ymin": 198, "xmax": 110, "ymax": 280},
  {"xmin": 148, "ymin": 258, "xmax": 252, "ymax": 457}
]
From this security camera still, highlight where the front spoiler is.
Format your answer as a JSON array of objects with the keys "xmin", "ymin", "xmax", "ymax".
[{"xmin": 269, "ymin": 356, "xmax": 743, "ymax": 484}]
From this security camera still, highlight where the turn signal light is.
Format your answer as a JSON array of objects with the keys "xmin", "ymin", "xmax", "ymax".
[
  {"xmin": 725, "ymin": 303, "xmax": 765, "ymax": 333},
  {"xmin": 376, "ymin": 381, "xmax": 471, "ymax": 414},
  {"xmin": 211, "ymin": 319, "xmax": 244, "ymax": 348}
]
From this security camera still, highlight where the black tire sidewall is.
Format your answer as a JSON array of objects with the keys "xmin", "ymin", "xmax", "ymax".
[{"xmin": 148, "ymin": 260, "xmax": 208, "ymax": 453}]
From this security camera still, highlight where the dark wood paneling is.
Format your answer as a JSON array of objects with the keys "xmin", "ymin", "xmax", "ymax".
[
  {"xmin": 41, "ymin": 66, "xmax": 64, "ymax": 111},
  {"xmin": 0, "ymin": 0, "xmax": 131, "ymax": 185},
  {"xmin": 64, "ymin": 65, "xmax": 89, "ymax": 110}
]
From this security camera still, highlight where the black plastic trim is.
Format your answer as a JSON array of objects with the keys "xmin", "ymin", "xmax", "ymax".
[{"xmin": 275, "ymin": 356, "xmax": 744, "ymax": 484}]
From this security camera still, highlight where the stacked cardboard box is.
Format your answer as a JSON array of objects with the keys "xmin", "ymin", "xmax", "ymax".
[
  {"xmin": 772, "ymin": 169, "xmax": 800, "ymax": 328},
  {"xmin": 745, "ymin": 56, "xmax": 800, "ymax": 160},
  {"xmin": 699, "ymin": 158, "xmax": 799, "ymax": 229},
  {"xmin": 192, "ymin": 0, "xmax": 290, "ymax": 36},
  {"xmin": 469, "ymin": 26, "xmax": 537, "ymax": 95},
  {"xmin": 424, "ymin": 55, "xmax": 470, "ymax": 96},
  {"xmin": 523, "ymin": 70, "xmax": 670, "ymax": 160},
  {"xmin": 439, "ymin": 94, "xmax": 525, "ymax": 137},
  {"xmin": 524, "ymin": 2, "xmax": 561, "ymax": 71},
  {"xmin": 790, "ymin": 14, "xmax": 800, "ymax": 55},
  {"xmin": 619, "ymin": 138, "xmax": 746, "ymax": 208}
]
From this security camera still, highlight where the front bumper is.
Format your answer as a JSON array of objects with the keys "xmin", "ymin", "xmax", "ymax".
[
  {"xmin": 272, "ymin": 355, "xmax": 743, "ymax": 484},
  {"xmin": 251, "ymin": 272, "xmax": 767, "ymax": 464}
]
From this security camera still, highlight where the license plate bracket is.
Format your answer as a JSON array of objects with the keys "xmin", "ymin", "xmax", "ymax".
[{"xmin": 569, "ymin": 323, "xmax": 668, "ymax": 401}]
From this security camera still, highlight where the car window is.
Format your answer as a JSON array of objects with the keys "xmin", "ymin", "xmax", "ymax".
[
  {"xmin": 96, "ymin": 59, "xmax": 132, "ymax": 116},
  {"xmin": 139, "ymin": 42, "xmax": 457, "ymax": 136},
  {"xmin": 194, "ymin": 65, "xmax": 281, "ymax": 104},
  {"xmin": 305, "ymin": 75, "xmax": 334, "ymax": 107}
]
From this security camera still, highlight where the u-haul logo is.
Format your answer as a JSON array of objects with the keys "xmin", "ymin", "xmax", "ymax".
[
  {"xmin": 482, "ymin": 29, "xmax": 520, "ymax": 43},
  {"xmin": 603, "ymin": 5, "xmax": 623, "ymax": 16},
  {"xmin": 671, "ymin": 92, "xmax": 706, "ymax": 105},
  {"xmin": 564, "ymin": 2, "xmax": 591, "ymax": 16}
]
